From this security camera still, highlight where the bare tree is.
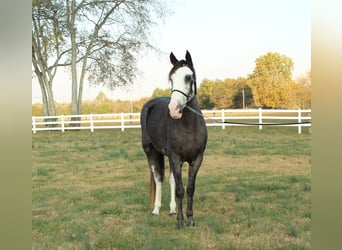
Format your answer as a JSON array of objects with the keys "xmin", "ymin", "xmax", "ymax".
[
  {"xmin": 32, "ymin": 0, "xmax": 170, "ymax": 117},
  {"xmin": 32, "ymin": 0, "xmax": 67, "ymax": 116}
]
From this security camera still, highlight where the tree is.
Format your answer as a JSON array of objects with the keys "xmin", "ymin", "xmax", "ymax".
[
  {"xmin": 231, "ymin": 78, "xmax": 253, "ymax": 109},
  {"xmin": 247, "ymin": 52, "xmax": 294, "ymax": 108},
  {"xmin": 197, "ymin": 79, "xmax": 215, "ymax": 109},
  {"xmin": 32, "ymin": 0, "xmax": 67, "ymax": 116},
  {"xmin": 210, "ymin": 80, "xmax": 234, "ymax": 109},
  {"xmin": 197, "ymin": 78, "xmax": 253, "ymax": 109},
  {"xmin": 95, "ymin": 92, "xmax": 109, "ymax": 104},
  {"xmin": 286, "ymin": 71, "xmax": 311, "ymax": 109},
  {"xmin": 296, "ymin": 71, "xmax": 311, "ymax": 109},
  {"xmin": 32, "ymin": 0, "xmax": 170, "ymax": 117},
  {"xmin": 151, "ymin": 87, "xmax": 171, "ymax": 98}
]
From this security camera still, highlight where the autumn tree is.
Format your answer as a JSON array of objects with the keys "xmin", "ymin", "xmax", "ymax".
[
  {"xmin": 247, "ymin": 52, "xmax": 294, "ymax": 108},
  {"xmin": 197, "ymin": 78, "xmax": 252, "ymax": 109},
  {"xmin": 32, "ymin": 0, "xmax": 170, "ymax": 117},
  {"xmin": 231, "ymin": 78, "xmax": 253, "ymax": 109},
  {"xmin": 197, "ymin": 79, "xmax": 215, "ymax": 109},
  {"xmin": 211, "ymin": 79, "xmax": 234, "ymax": 109},
  {"xmin": 296, "ymin": 71, "xmax": 311, "ymax": 109},
  {"xmin": 286, "ymin": 71, "xmax": 311, "ymax": 109},
  {"xmin": 151, "ymin": 87, "xmax": 171, "ymax": 98}
]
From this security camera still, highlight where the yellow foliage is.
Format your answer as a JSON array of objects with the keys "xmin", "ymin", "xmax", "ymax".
[
  {"xmin": 247, "ymin": 52, "xmax": 294, "ymax": 108},
  {"xmin": 32, "ymin": 93, "xmax": 152, "ymax": 116}
]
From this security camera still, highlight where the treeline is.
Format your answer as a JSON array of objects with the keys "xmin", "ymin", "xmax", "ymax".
[
  {"xmin": 32, "ymin": 73, "xmax": 310, "ymax": 116},
  {"xmin": 197, "ymin": 76, "xmax": 310, "ymax": 110},
  {"xmin": 193, "ymin": 52, "xmax": 311, "ymax": 110},
  {"xmin": 151, "ymin": 73, "xmax": 310, "ymax": 110},
  {"xmin": 32, "ymin": 52, "xmax": 311, "ymax": 116},
  {"xmin": 150, "ymin": 77, "xmax": 253, "ymax": 109},
  {"xmin": 32, "ymin": 92, "xmax": 150, "ymax": 116}
]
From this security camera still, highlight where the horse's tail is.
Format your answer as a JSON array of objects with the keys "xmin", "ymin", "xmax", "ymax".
[
  {"xmin": 150, "ymin": 170, "xmax": 156, "ymax": 207},
  {"xmin": 150, "ymin": 163, "xmax": 165, "ymax": 208}
]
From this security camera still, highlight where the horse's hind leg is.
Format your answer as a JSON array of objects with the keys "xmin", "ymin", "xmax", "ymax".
[
  {"xmin": 169, "ymin": 170, "xmax": 177, "ymax": 215},
  {"xmin": 145, "ymin": 146, "xmax": 165, "ymax": 215}
]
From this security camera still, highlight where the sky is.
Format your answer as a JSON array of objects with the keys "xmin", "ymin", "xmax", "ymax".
[{"xmin": 32, "ymin": 0, "xmax": 311, "ymax": 103}]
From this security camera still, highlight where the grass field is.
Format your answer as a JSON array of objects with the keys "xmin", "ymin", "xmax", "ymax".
[{"xmin": 32, "ymin": 126, "xmax": 311, "ymax": 249}]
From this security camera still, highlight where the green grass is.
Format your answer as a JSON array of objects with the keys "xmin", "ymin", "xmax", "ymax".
[{"xmin": 32, "ymin": 127, "xmax": 311, "ymax": 249}]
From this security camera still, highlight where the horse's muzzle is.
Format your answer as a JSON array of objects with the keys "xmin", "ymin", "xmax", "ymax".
[{"xmin": 168, "ymin": 101, "xmax": 183, "ymax": 119}]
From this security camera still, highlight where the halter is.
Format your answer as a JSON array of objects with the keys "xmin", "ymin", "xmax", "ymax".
[
  {"xmin": 169, "ymin": 66, "xmax": 196, "ymax": 105},
  {"xmin": 171, "ymin": 87, "xmax": 195, "ymax": 105}
]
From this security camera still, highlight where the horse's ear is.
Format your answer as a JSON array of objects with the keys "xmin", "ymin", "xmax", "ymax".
[
  {"xmin": 185, "ymin": 50, "xmax": 193, "ymax": 67},
  {"xmin": 170, "ymin": 52, "xmax": 178, "ymax": 65}
]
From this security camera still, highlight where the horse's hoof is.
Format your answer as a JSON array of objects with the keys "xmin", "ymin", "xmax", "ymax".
[
  {"xmin": 151, "ymin": 212, "xmax": 159, "ymax": 216},
  {"xmin": 176, "ymin": 222, "xmax": 183, "ymax": 230},
  {"xmin": 188, "ymin": 220, "xmax": 195, "ymax": 227},
  {"xmin": 169, "ymin": 212, "xmax": 177, "ymax": 216}
]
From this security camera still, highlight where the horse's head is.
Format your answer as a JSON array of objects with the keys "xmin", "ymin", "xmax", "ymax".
[{"xmin": 168, "ymin": 50, "xmax": 197, "ymax": 119}]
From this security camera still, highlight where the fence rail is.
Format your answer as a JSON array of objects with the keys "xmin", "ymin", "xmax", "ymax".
[{"xmin": 32, "ymin": 108, "xmax": 311, "ymax": 134}]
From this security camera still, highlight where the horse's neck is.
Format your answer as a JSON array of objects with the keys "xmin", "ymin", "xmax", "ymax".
[
  {"xmin": 188, "ymin": 97, "xmax": 200, "ymax": 110},
  {"xmin": 184, "ymin": 98, "xmax": 202, "ymax": 122},
  {"xmin": 188, "ymin": 98, "xmax": 203, "ymax": 116}
]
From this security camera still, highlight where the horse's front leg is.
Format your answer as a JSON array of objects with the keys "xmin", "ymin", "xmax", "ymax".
[
  {"xmin": 170, "ymin": 159, "xmax": 184, "ymax": 229},
  {"xmin": 186, "ymin": 154, "xmax": 204, "ymax": 227}
]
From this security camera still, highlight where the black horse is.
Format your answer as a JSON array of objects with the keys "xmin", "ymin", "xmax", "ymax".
[{"xmin": 140, "ymin": 51, "xmax": 207, "ymax": 229}]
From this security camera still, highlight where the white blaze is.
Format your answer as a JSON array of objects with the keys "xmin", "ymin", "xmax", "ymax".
[{"xmin": 168, "ymin": 67, "xmax": 193, "ymax": 119}]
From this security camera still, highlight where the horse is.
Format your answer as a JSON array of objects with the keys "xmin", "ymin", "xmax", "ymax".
[{"xmin": 140, "ymin": 51, "xmax": 208, "ymax": 229}]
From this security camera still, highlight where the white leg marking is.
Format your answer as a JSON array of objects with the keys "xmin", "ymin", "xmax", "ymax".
[
  {"xmin": 151, "ymin": 165, "xmax": 162, "ymax": 215},
  {"xmin": 169, "ymin": 171, "xmax": 177, "ymax": 214}
]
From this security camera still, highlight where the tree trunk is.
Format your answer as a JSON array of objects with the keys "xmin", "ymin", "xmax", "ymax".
[
  {"xmin": 33, "ymin": 50, "xmax": 57, "ymax": 118},
  {"xmin": 36, "ymin": 73, "xmax": 49, "ymax": 116},
  {"xmin": 77, "ymin": 54, "xmax": 89, "ymax": 117},
  {"xmin": 36, "ymin": 75, "xmax": 57, "ymax": 126},
  {"xmin": 34, "ymin": 65, "xmax": 57, "ymax": 127},
  {"xmin": 68, "ymin": 0, "xmax": 81, "ymax": 126}
]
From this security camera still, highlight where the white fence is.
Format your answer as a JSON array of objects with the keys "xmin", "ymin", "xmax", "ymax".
[{"xmin": 32, "ymin": 108, "xmax": 311, "ymax": 134}]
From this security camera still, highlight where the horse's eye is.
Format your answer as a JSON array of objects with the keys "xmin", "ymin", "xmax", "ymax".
[{"xmin": 185, "ymin": 74, "xmax": 192, "ymax": 83}]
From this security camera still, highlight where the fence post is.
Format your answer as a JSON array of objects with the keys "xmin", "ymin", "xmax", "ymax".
[
  {"xmin": 32, "ymin": 116, "xmax": 36, "ymax": 133},
  {"xmin": 121, "ymin": 112, "xmax": 125, "ymax": 132},
  {"xmin": 61, "ymin": 115, "xmax": 65, "ymax": 132},
  {"xmin": 221, "ymin": 109, "xmax": 225, "ymax": 129},
  {"xmin": 298, "ymin": 109, "xmax": 302, "ymax": 134},
  {"xmin": 90, "ymin": 113, "xmax": 94, "ymax": 132},
  {"xmin": 258, "ymin": 107, "xmax": 262, "ymax": 130}
]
